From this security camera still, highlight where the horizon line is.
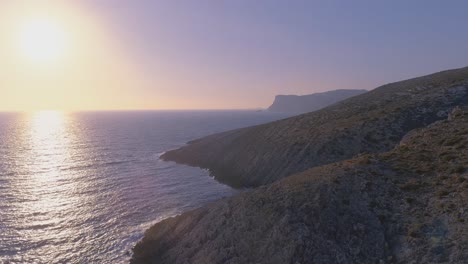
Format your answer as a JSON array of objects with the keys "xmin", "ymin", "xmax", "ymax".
[{"xmin": 0, "ymin": 108, "xmax": 268, "ymax": 114}]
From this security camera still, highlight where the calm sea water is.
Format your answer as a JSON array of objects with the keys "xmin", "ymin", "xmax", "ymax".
[{"xmin": 0, "ymin": 110, "xmax": 290, "ymax": 263}]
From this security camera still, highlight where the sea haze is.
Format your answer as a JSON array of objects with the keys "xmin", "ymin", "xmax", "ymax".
[{"xmin": 0, "ymin": 110, "xmax": 291, "ymax": 263}]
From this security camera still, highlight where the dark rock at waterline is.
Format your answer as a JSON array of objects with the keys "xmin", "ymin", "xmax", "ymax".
[{"xmin": 132, "ymin": 107, "xmax": 468, "ymax": 264}]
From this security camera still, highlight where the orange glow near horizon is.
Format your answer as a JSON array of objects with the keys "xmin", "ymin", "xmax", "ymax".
[{"xmin": 0, "ymin": 1, "xmax": 155, "ymax": 112}]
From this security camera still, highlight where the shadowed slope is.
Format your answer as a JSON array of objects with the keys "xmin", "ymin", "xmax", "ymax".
[
  {"xmin": 162, "ymin": 67, "xmax": 468, "ymax": 187},
  {"xmin": 133, "ymin": 107, "xmax": 468, "ymax": 264}
]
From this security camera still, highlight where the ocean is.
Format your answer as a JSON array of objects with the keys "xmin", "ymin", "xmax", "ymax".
[{"xmin": 0, "ymin": 110, "xmax": 290, "ymax": 263}]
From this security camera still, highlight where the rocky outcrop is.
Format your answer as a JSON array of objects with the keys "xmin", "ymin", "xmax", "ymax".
[
  {"xmin": 162, "ymin": 67, "xmax": 468, "ymax": 187},
  {"xmin": 132, "ymin": 107, "xmax": 468, "ymax": 264},
  {"xmin": 267, "ymin": 89, "xmax": 367, "ymax": 113}
]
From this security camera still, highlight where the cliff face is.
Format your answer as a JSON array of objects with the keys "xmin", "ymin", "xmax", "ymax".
[
  {"xmin": 267, "ymin": 89, "xmax": 367, "ymax": 113},
  {"xmin": 162, "ymin": 67, "xmax": 468, "ymax": 187},
  {"xmin": 132, "ymin": 107, "xmax": 468, "ymax": 264}
]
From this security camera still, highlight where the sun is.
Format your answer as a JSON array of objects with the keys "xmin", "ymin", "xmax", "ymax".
[{"xmin": 18, "ymin": 18, "xmax": 68, "ymax": 64}]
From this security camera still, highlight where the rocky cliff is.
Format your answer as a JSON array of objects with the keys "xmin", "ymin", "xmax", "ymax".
[
  {"xmin": 132, "ymin": 107, "xmax": 468, "ymax": 264},
  {"xmin": 162, "ymin": 67, "xmax": 468, "ymax": 187},
  {"xmin": 267, "ymin": 89, "xmax": 367, "ymax": 113}
]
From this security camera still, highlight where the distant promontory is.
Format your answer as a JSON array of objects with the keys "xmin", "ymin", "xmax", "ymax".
[
  {"xmin": 133, "ymin": 66, "xmax": 468, "ymax": 263},
  {"xmin": 161, "ymin": 67, "xmax": 468, "ymax": 187},
  {"xmin": 267, "ymin": 89, "xmax": 367, "ymax": 113}
]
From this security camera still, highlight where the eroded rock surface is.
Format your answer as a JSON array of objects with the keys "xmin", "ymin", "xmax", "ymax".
[
  {"xmin": 162, "ymin": 67, "xmax": 468, "ymax": 187},
  {"xmin": 133, "ymin": 107, "xmax": 468, "ymax": 264}
]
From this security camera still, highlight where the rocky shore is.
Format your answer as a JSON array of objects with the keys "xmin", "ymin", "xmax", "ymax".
[
  {"xmin": 133, "ymin": 67, "xmax": 468, "ymax": 263},
  {"xmin": 161, "ymin": 67, "xmax": 468, "ymax": 187},
  {"xmin": 132, "ymin": 107, "xmax": 467, "ymax": 263}
]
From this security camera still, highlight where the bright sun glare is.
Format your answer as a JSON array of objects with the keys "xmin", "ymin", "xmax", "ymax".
[{"xmin": 18, "ymin": 18, "xmax": 68, "ymax": 64}]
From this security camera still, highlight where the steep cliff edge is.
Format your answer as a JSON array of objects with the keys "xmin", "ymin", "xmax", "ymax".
[
  {"xmin": 132, "ymin": 107, "xmax": 468, "ymax": 264},
  {"xmin": 267, "ymin": 89, "xmax": 367, "ymax": 113},
  {"xmin": 162, "ymin": 67, "xmax": 468, "ymax": 187}
]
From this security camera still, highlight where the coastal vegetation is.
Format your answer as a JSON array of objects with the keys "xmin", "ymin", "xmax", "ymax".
[{"xmin": 133, "ymin": 67, "xmax": 468, "ymax": 263}]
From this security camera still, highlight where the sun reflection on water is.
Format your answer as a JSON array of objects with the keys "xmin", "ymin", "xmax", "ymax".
[
  {"xmin": 28, "ymin": 111, "xmax": 71, "ymax": 181},
  {"xmin": 13, "ymin": 110, "xmax": 86, "ymax": 261},
  {"xmin": 1, "ymin": 110, "xmax": 254, "ymax": 263},
  {"xmin": 31, "ymin": 110, "xmax": 66, "ymax": 138},
  {"xmin": 21, "ymin": 111, "xmax": 74, "ymax": 215}
]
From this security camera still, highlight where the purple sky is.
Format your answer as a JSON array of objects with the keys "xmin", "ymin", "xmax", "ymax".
[{"xmin": 2, "ymin": 0, "xmax": 468, "ymax": 110}]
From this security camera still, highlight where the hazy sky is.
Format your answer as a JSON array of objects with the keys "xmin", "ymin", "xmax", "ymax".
[{"xmin": 1, "ymin": 0, "xmax": 468, "ymax": 111}]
